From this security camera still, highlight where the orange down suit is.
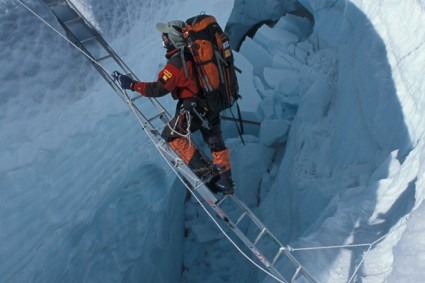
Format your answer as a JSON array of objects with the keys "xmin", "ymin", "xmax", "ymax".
[{"xmin": 131, "ymin": 48, "xmax": 231, "ymax": 174}]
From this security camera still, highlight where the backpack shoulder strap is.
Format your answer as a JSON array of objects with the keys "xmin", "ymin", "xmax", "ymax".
[{"xmin": 180, "ymin": 46, "xmax": 189, "ymax": 78}]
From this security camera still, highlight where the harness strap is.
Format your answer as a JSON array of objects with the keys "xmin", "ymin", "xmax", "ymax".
[{"xmin": 192, "ymin": 105, "xmax": 210, "ymax": 130}]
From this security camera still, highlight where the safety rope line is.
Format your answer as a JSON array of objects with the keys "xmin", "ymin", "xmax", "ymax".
[
  {"xmin": 347, "ymin": 244, "xmax": 373, "ymax": 283},
  {"xmin": 115, "ymin": 82, "xmax": 286, "ymax": 282},
  {"xmin": 290, "ymin": 230, "xmax": 394, "ymax": 283},
  {"xmin": 14, "ymin": 0, "xmax": 112, "ymax": 76},
  {"xmin": 165, "ymin": 110, "xmax": 192, "ymax": 140},
  {"xmin": 122, "ymin": 89, "xmax": 285, "ymax": 283},
  {"xmin": 290, "ymin": 243, "xmax": 371, "ymax": 252},
  {"xmin": 152, "ymin": 140, "xmax": 286, "ymax": 283},
  {"xmin": 155, "ymin": 141, "xmax": 199, "ymax": 184},
  {"xmin": 120, "ymin": 85, "xmax": 288, "ymax": 281}
]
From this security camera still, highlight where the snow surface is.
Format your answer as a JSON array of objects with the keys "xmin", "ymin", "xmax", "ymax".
[{"xmin": 1, "ymin": 0, "xmax": 425, "ymax": 282}]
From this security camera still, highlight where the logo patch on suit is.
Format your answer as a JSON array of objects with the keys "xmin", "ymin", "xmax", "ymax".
[{"xmin": 161, "ymin": 69, "xmax": 173, "ymax": 83}]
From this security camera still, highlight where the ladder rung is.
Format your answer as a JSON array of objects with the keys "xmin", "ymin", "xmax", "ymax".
[
  {"xmin": 235, "ymin": 211, "xmax": 247, "ymax": 226},
  {"xmin": 47, "ymin": 0, "xmax": 64, "ymax": 5},
  {"xmin": 80, "ymin": 36, "xmax": 97, "ymax": 43},
  {"xmin": 254, "ymin": 228, "xmax": 266, "ymax": 246},
  {"xmin": 96, "ymin": 54, "xmax": 112, "ymax": 62},
  {"xmin": 64, "ymin": 17, "xmax": 82, "ymax": 24},
  {"xmin": 147, "ymin": 111, "xmax": 165, "ymax": 122},
  {"xmin": 131, "ymin": 95, "xmax": 143, "ymax": 102},
  {"xmin": 215, "ymin": 194, "xmax": 230, "ymax": 207},
  {"xmin": 272, "ymin": 247, "xmax": 284, "ymax": 265},
  {"xmin": 291, "ymin": 266, "xmax": 302, "ymax": 282}
]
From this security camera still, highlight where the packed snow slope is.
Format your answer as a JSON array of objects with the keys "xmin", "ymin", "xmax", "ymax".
[{"xmin": 1, "ymin": 0, "xmax": 425, "ymax": 283}]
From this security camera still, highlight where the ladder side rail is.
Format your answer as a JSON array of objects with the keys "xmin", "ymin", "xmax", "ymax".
[
  {"xmin": 231, "ymin": 196, "xmax": 267, "ymax": 228},
  {"xmin": 54, "ymin": 20, "xmax": 131, "ymax": 105},
  {"xmin": 128, "ymin": 101, "xmax": 158, "ymax": 132},
  {"xmin": 155, "ymin": 142, "xmax": 216, "ymax": 196},
  {"xmin": 213, "ymin": 208, "xmax": 288, "ymax": 282},
  {"xmin": 120, "ymin": 88, "xmax": 174, "ymax": 137},
  {"xmin": 232, "ymin": 196, "xmax": 317, "ymax": 283},
  {"xmin": 98, "ymin": 45, "xmax": 294, "ymax": 283},
  {"xmin": 47, "ymin": 0, "xmax": 171, "ymax": 123},
  {"xmin": 232, "ymin": 196, "xmax": 281, "ymax": 244},
  {"xmin": 121, "ymin": 89, "xmax": 209, "ymax": 168},
  {"xmin": 105, "ymin": 46, "xmax": 173, "ymax": 123},
  {"xmin": 155, "ymin": 151, "xmax": 288, "ymax": 282},
  {"xmin": 63, "ymin": 0, "xmax": 172, "ymax": 122},
  {"xmin": 150, "ymin": 155, "xmax": 290, "ymax": 282},
  {"xmin": 42, "ymin": 1, "xmax": 161, "ymax": 117},
  {"xmin": 48, "ymin": 14, "xmax": 126, "ymax": 102},
  {"xmin": 234, "ymin": 196, "xmax": 290, "ymax": 247},
  {"xmin": 96, "ymin": 36, "xmax": 173, "ymax": 122},
  {"xmin": 153, "ymin": 142, "xmax": 289, "ymax": 283},
  {"xmin": 45, "ymin": 0, "xmax": 65, "ymax": 6},
  {"xmin": 152, "ymin": 142, "xmax": 283, "ymax": 280}
]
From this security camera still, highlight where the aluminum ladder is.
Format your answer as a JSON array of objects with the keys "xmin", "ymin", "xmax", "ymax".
[{"xmin": 42, "ymin": 1, "xmax": 316, "ymax": 282}]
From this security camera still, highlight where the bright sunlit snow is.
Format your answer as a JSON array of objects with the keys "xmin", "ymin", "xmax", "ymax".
[{"xmin": 1, "ymin": 0, "xmax": 425, "ymax": 282}]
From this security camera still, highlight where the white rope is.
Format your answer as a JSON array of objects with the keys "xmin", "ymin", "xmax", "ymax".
[
  {"xmin": 156, "ymin": 141, "xmax": 199, "ymax": 184},
  {"xmin": 153, "ymin": 142, "xmax": 286, "ymax": 283},
  {"xmin": 114, "ymin": 84, "xmax": 285, "ymax": 282},
  {"xmin": 290, "ymin": 243, "xmax": 371, "ymax": 252},
  {"xmin": 122, "ymin": 91, "xmax": 401, "ymax": 283},
  {"xmin": 14, "ymin": 0, "xmax": 112, "ymax": 75},
  {"xmin": 165, "ymin": 110, "xmax": 192, "ymax": 140},
  {"xmin": 347, "ymin": 244, "xmax": 373, "ymax": 283},
  {"xmin": 290, "ymin": 231, "xmax": 393, "ymax": 283}
]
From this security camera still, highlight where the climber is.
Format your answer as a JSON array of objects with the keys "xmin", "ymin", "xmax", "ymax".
[{"xmin": 112, "ymin": 20, "xmax": 234, "ymax": 194}]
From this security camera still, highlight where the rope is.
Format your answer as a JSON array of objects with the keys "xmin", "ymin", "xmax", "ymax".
[
  {"xmin": 153, "ymin": 141, "xmax": 286, "ymax": 283},
  {"xmin": 111, "ymin": 81, "xmax": 284, "ymax": 281},
  {"xmin": 164, "ymin": 110, "xmax": 192, "ymax": 143},
  {"xmin": 14, "ymin": 0, "xmax": 112, "ymax": 75},
  {"xmin": 290, "ymin": 232, "xmax": 393, "ymax": 283},
  {"xmin": 347, "ymin": 244, "xmax": 373, "ymax": 283},
  {"xmin": 156, "ymin": 142, "xmax": 199, "ymax": 184},
  {"xmin": 290, "ymin": 243, "xmax": 371, "ymax": 252}
]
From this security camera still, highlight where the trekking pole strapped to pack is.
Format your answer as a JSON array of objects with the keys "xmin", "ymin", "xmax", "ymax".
[{"xmin": 182, "ymin": 14, "xmax": 240, "ymax": 112}]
